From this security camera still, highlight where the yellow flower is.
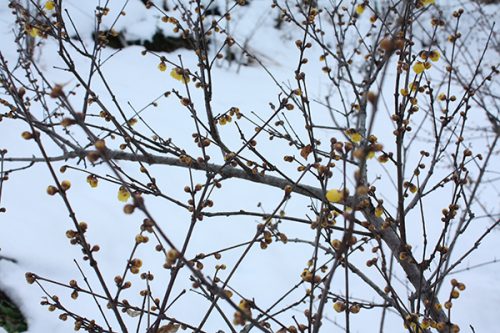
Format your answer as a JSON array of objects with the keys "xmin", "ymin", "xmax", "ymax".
[
  {"xmin": 86, "ymin": 175, "xmax": 98, "ymax": 188},
  {"xmin": 355, "ymin": 4, "xmax": 365, "ymax": 15},
  {"xmin": 170, "ymin": 68, "xmax": 190, "ymax": 83},
  {"xmin": 158, "ymin": 61, "xmax": 167, "ymax": 72},
  {"xmin": 375, "ymin": 206, "xmax": 384, "ymax": 217},
  {"xmin": 422, "ymin": 0, "xmax": 435, "ymax": 5},
  {"xmin": 118, "ymin": 185, "xmax": 131, "ymax": 202},
  {"xmin": 351, "ymin": 132, "xmax": 362, "ymax": 143},
  {"xmin": 61, "ymin": 180, "xmax": 71, "ymax": 191},
  {"xmin": 27, "ymin": 27, "xmax": 40, "ymax": 38},
  {"xmin": 333, "ymin": 301, "xmax": 345, "ymax": 313},
  {"xmin": 421, "ymin": 318, "xmax": 431, "ymax": 329},
  {"xmin": 326, "ymin": 189, "xmax": 345, "ymax": 203},
  {"xmin": 429, "ymin": 50, "xmax": 440, "ymax": 62},
  {"xmin": 413, "ymin": 61, "xmax": 425, "ymax": 74},
  {"xmin": 345, "ymin": 129, "xmax": 362, "ymax": 143},
  {"xmin": 44, "ymin": 1, "xmax": 55, "ymax": 10}
]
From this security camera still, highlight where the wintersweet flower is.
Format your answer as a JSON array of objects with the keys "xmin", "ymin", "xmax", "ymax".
[
  {"xmin": 345, "ymin": 129, "xmax": 362, "ymax": 143},
  {"xmin": 27, "ymin": 26, "xmax": 40, "ymax": 38},
  {"xmin": 429, "ymin": 50, "xmax": 440, "ymax": 62},
  {"xmin": 118, "ymin": 185, "xmax": 130, "ymax": 202},
  {"xmin": 170, "ymin": 68, "xmax": 190, "ymax": 83},
  {"xmin": 355, "ymin": 4, "xmax": 365, "ymax": 15},
  {"xmin": 326, "ymin": 189, "xmax": 345, "ymax": 203},
  {"xmin": 413, "ymin": 61, "xmax": 426, "ymax": 74},
  {"xmin": 61, "ymin": 180, "xmax": 71, "ymax": 191},
  {"xmin": 333, "ymin": 301, "xmax": 345, "ymax": 313},
  {"xmin": 158, "ymin": 61, "xmax": 167, "ymax": 72},
  {"xmin": 44, "ymin": 1, "xmax": 55, "ymax": 10},
  {"xmin": 86, "ymin": 175, "xmax": 98, "ymax": 188}
]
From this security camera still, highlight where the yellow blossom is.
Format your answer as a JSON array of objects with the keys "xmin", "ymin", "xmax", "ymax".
[
  {"xmin": 44, "ymin": 1, "xmax": 55, "ymax": 10},
  {"xmin": 375, "ymin": 206, "xmax": 384, "ymax": 217},
  {"xmin": 413, "ymin": 61, "xmax": 425, "ymax": 74},
  {"xmin": 421, "ymin": 318, "xmax": 431, "ymax": 329},
  {"xmin": 429, "ymin": 50, "xmax": 440, "ymax": 62},
  {"xmin": 61, "ymin": 180, "xmax": 71, "ymax": 191},
  {"xmin": 351, "ymin": 132, "xmax": 362, "ymax": 143},
  {"xmin": 326, "ymin": 189, "xmax": 345, "ymax": 203},
  {"xmin": 170, "ymin": 68, "xmax": 190, "ymax": 83},
  {"xmin": 86, "ymin": 175, "xmax": 98, "ymax": 188},
  {"xmin": 27, "ymin": 27, "xmax": 40, "ymax": 38},
  {"xmin": 158, "ymin": 61, "xmax": 167, "ymax": 72},
  {"xmin": 118, "ymin": 185, "xmax": 131, "ymax": 202},
  {"xmin": 333, "ymin": 301, "xmax": 345, "ymax": 313},
  {"xmin": 355, "ymin": 4, "xmax": 365, "ymax": 15},
  {"xmin": 345, "ymin": 129, "xmax": 362, "ymax": 143}
]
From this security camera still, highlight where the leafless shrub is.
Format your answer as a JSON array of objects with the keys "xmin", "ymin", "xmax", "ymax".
[{"xmin": 0, "ymin": 0, "xmax": 499, "ymax": 332}]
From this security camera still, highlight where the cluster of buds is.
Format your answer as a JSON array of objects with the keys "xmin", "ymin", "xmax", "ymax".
[
  {"xmin": 129, "ymin": 258, "xmax": 143, "ymax": 274},
  {"xmin": 403, "ymin": 181, "xmax": 418, "ymax": 195},
  {"xmin": 65, "ymin": 222, "xmax": 88, "ymax": 245},
  {"xmin": 260, "ymin": 230, "xmax": 273, "ymax": 249},
  {"xmin": 164, "ymin": 249, "xmax": 179, "ymax": 269},
  {"xmin": 114, "ymin": 275, "xmax": 131, "ymax": 290},
  {"xmin": 218, "ymin": 107, "xmax": 241, "ymax": 126},
  {"xmin": 445, "ymin": 279, "xmax": 466, "ymax": 310},
  {"xmin": 301, "ymin": 269, "xmax": 322, "ymax": 284},
  {"xmin": 193, "ymin": 134, "xmax": 211, "ymax": 148},
  {"xmin": 441, "ymin": 204, "xmax": 459, "ymax": 223}
]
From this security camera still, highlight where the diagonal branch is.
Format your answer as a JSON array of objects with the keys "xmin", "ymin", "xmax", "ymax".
[{"xmin": 7, "ymin": 148, "xmax": 450, "ymax": 325}]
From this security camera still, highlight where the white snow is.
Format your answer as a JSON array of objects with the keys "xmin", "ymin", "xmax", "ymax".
[{"xmin": 1, "ymin": 0, "xmax": 499, "ymax": 332}]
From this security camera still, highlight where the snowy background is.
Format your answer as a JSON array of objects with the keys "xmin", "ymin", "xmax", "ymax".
[{"xmin": 1, "ymin": 0, "xmax": 499, "ymax": 332}]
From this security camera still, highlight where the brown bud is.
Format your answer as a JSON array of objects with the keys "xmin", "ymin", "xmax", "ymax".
[
  {"xmin": 47, "ymin": 185, "xmax": 59, "ymax": 196},
  {"xmin": 123, "ymin": 204, "xmax": 135, "ymax": 214},
  {"xmin": 50, "ymin": 84, "xmax": 64, "ymax": 98},
  {"xmin": 94, "ymin": 139, "xmax": 106, "ymax": 152},
  {"xmin": 86, "ymin": 151, "xmax": 100, "ymax": 163}
]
